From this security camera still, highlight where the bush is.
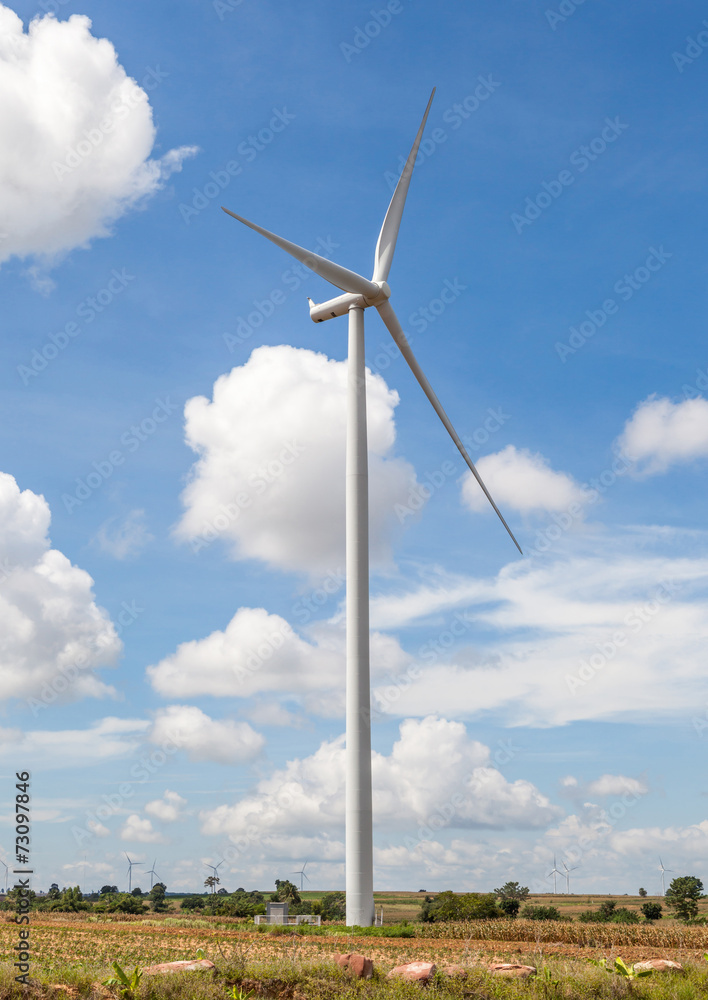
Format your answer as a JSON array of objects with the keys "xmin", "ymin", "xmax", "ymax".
[
  {"xmin": 641, "ymin": 902, "xmax": 662, "ymax": 921},
  {"xmin": 521, "ymin": 905, "xmax": 563, "ymax": 921},
  {"xmin": 420, "ymin": 891, "xmax": 499, "ymax": 923}
]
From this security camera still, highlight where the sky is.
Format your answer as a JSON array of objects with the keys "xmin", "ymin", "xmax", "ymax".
[{"xmin": 1, "ymin": 0, "xmax": 708, "ymax": 900}]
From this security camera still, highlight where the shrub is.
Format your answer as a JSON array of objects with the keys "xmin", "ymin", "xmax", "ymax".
[
  {"xmin": 520, "ymin": 905, "xmax": 563, "ymax": 921},
  {"xmin": 642, "ymin": 902, "xmax": 662, "ymax": 921},
  {"xmin": 420, "ymin": 891, "xmax": 499, "ymax": 922}
]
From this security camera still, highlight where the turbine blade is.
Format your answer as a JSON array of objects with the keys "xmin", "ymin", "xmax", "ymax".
[
  {"xmin": 222, "ymin": 207, "xmax": 378, "ymax": 298},
  {"xmin": 376, "ymin": 300, "xmax": 522, "ymax": 554},
  {"xmin": 373, "ymin": 88, "xmax": 435, "ymax": 283}
]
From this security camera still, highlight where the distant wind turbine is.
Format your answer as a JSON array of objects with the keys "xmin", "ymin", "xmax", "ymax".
[
  {"xmin": 204, "ymin": 860, "xmax": 224, "ymax": 893},
  {"xmin": 145, "ymin": 859, "xmax": 160, "ymax": 889},
  {"xmin": 125, "ymin": 853, "xmax": 142, "ymax": 893},
  {"xmin": 658, "ymin": 857, "xmax": 673, "ymax": 896},
  {"xmin": 290, "ymin": 861, "xmax": 310, "ymax": 891},
  {"xmin": 222, "ymin": 88, "xmax": 522, "ymax": 927},
  {"xmin": 0, "ymin": 860, "xmax": 8, "ymax": 894},
  {"xmin": 547, "ymin": 856, "xmax": 563, "ymax": 894},
  {"xmin": 562, "ymin": 860, "xmax": 579, "ymax": 894}
]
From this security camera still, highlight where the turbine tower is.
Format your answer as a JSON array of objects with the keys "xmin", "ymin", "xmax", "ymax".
[
  {"xmin": 145, "ymin": 859, "xmax": 160, "ymax": 890},
  {"xmin": 562, "ymin": 860, "xmax": 579, "ymax": 894},
  {"xmin": 290, "ymin": 861, "xmax": 310, "ymax": 892},
  {"xmin": 125, "ymin": 853, "xmax": 142, "ymax": 893},
  {"xmin": 222, "ymin": 89, "xmax": 521, "ymax": 926},
  {"xmin": 547, "ymin": 856, "xmax": 563, "ymax": 895},
  {"xmin": 658, "ymin": 857, "xmax": 673, "ymax": 896}
]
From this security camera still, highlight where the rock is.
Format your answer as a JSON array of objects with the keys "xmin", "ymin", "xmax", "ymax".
[
  {"xmin": 387, "ymin": 961, "xmax": 436, "ymax": 982},
  {"xmin": 335, "ymin": 953, "xmax": 374, "ymax": 979},
  {"xmin": 489, "ymin": 963, "xmax": 537, "ymax": 979},
  {"xmin": 633, "ymin": 959, "xmax": 684, "ymax": 974},
  {"xmin": 141, "ymin": 959, "xmax": 216, "ymax": 975},
  {"xmin": 440, "ymin": 965, "xmax": 468, "ymax": 978}
]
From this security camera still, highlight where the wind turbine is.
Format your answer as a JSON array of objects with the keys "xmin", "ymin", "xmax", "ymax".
[
  {"xmin": 145, "ymin": 859, "xmax": 160, "ymax": 889},
  {"xmin": 204, "ymin": 860, "xmax": 223, "ymax": 893},
  {"xmin": 125, "ymin": 853, "xmax": 142, "ymax": 893},
  {"xmin": 658, "ymin": 857, "xmax": 673, "ymax": 896},
  {"xmin": 562, "ymin": 860, "xmax": 579, "ymax": 894},
  {"xmin": 290, "ymin": 861, "xmax": 310, "ymax": 892},
  {"xmin": 222, "ymin": 89, "xmax": 521, "ymax": 927},
  {"xmin": 547, "ymin": 856, "xmax": 563, "ymax": 895},
  {"xmin": 0, "ymin": 860, "xmax": 8, "ymax": 894}
]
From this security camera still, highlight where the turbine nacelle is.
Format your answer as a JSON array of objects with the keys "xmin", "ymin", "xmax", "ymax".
[{"xmin": 308, "ymin": 282, "xmax": 390, "ymax": 323}]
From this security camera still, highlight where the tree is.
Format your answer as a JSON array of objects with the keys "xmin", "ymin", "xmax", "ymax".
[
  {"xmin": 273, "ymin": 879, "xmax": 301, "ymax": 905},
  {"xmin": 317, "ymin": 891, "xmax": 346, "ymax": 922},
  {"xmin": 641, "ymin": 902, "xmax": 662, "ymax": 921},
  {"xmin": 131, "ymin": 887, "xmax": 143, "ymax": 897},
  {"xmin": 204, "ymin": 875, "xmax": 219, "ymax": 894},
  {"xmin": 498, "ymin": 898, "xmax": 520, "ymax": 918},
  {"xmin": 100, "ymin": 885, "xmax": 118, "ymax": 895},
  {"xmin": 665, "ymin": 876, "xmax": 704, "ymax": 922},
  {"xmin": 150, "ymin": 882, "xmax": 168, "ymax": 913},
  {"xmin": 521, "ymin": 905, "xmax": 562, "ymax": 921},
  {"xmin": 638, "ymin": 887, "xmax": 648, "ymax": 897},
  {"xmin": 494, "ymin": 881, "xmax": 530, "ymax": 902},
  {"xmin": 47, "ymin": 883, "xmax": 61, "ymax": 900}
]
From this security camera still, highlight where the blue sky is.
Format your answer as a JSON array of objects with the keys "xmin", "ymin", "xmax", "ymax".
[{"xmin": 1, "ymin": 0, "xmax": 708, "ymax": 898}]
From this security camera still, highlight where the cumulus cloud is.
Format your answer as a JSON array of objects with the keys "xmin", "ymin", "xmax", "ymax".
[
  {"xmin": 617, "ymin": 395, "xmax": 708, "ymax": 475},
  {"xmin": 149, "ymin": 705, "xmax": 264, "ymax": 765},
  {"xmin": 120, "ymin": 815, "xmax": 166, "ymax": 844},
  {"xmin": 200, "ymin": 716, "xmax": 561, "ymax": 849},
  {"xmin": 175, "ymin": 345, "xmax": 418, "ymax": 574},
  {"xmin": 461, "ymin": 445, "xmax": 587, "ymax": 515},
  {"xmin": 587, "ymin": 774, "xmax": 648, "ymax": 798},
  {"xmin": 0, "ymin": 472, "xmax": 122, "ymax": 702},
  {"xmin": 0, "ymin": 6, "xmax": 196, "ymax": 269},
  {"xmin": 145, "ymin": 789, "xmax": 187, "ymax": 823},
  {"xmin": 146, "ymin": 605, "xmax": 407, "ymax": 710}
]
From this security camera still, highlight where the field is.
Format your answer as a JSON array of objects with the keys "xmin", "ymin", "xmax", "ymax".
[{"xmin": 2, "ymin": 896, "xmax": 708, "ymax": 1000}]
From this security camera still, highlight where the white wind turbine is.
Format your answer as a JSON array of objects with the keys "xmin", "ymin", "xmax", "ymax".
[
  {"xmin": 547, "ymin": 856, "xmax": 563, "ymax": 895},
  {"xmin": 290, "ymin": 861, "xmax": 310, "ymax": 892},
  {"xmin": 125, "ymin": 853, "xmax": 142, "ymax": 893},
  {"xmin": 562, "ymin": 860, "xmax": 579, "ymax": 894},
  {"xmin": 658, "ymin": 857, "xmax": 673, "ymax": 896},
  {"xmin": 0, "ymin": 860, "xmax": 8, "ymax": 894},
  {"xmin": 145, "ymin": 859, "xmax": 160, "ymax": 890},
  {"xmin": 222, "ymin": 89, "xmax": 521, "ymax": 927}
]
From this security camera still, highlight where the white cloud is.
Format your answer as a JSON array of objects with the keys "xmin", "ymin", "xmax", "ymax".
[
  {"xmin": 0, "ymin": 6, "xmax": 196, "ymax": 269},
  {"xmin": 586, "ymin": 774, "xmax": 648, "ymax": 798},
  {"xmin": 0, "ymin": 471, "xmax": 122, "ymax": 703},
  {"xmin": 145, "ymin": 790, "xmax": 187, "ymax": 823},
  {"xmin": 368, "ymin": 537, "xmax": 708, "ymax": 727},
  {"xmin": 0, "ymin": 717, "xmax": 149, "ymax": 769},
  {"xmin": 120, "ymin": 814, "xmax": 166, "ymax": 844},
  {"xmin": 87, "ymin": 819, "xmax": 110, "ymax": 838},
  {"xmin": 461, "ymin": 445, "xmax": 586, "ymax": 515},
  {"xmin": 618, "ymin": 395, "xmax": 708, "ymax": 475},
  {"xmin": 200, "ymin": 717, "xmax": 561, "ymax": 850},
  {"xmin": 93, "ymin": 510, "xmax": 153, "ymax": 560},
  {"xmin": 146, "ymin": 606, "xmax": 409, "ymax": 711},
  {"xmin": 149, "ymin": 705, "xmax": 264, "ymax": 765},
  {"xmin": 175, "ymin": 345, "xmax": 418, "ymax": 574}
]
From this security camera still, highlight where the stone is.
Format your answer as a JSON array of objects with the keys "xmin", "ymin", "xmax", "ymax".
[
  {"xmin": 335, "ymin": 953, "xmax": 374, "ymax": 979},
  {"xmin": 488, "ymin": 963, "xmax": 537, "ymax": 978},
  {"xmin": 141, "ymin": 959, "xmax": 216, "ymax": 975},
  {"xmin": 633, "ymin": 959, "xmax": 684, "ymax": 974},
  {"xmin": 387, "ymin": 961, "xmax": 436, "ymax": 981}
]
